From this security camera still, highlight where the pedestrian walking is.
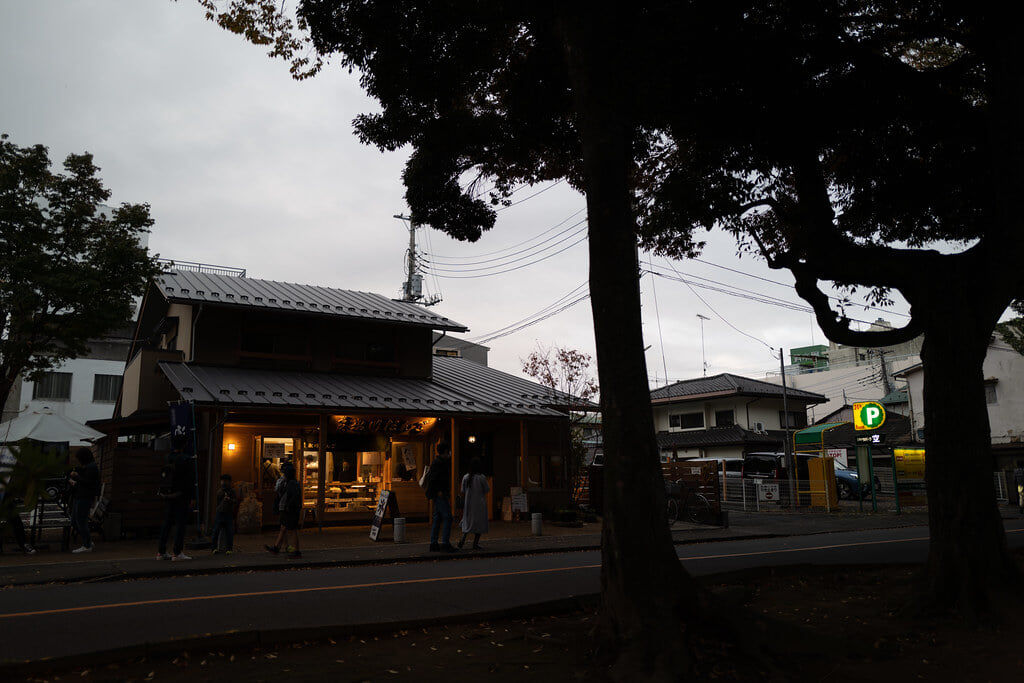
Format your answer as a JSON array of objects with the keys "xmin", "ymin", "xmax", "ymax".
[
  {"xmin": 67, "ymin": 448, "xmax": 100, "ymax": 554},
  {"xmin": 211, "ymin": 473, "xmax": 236, "ymax": 554},
  {"xmin": 265, "ymin": 461, "xmax": 302, "ymax": 558},
  {"xmin": 157, "ymin": 435, "xmax": 195, "ymax": 561},
  {"xmin": 426, "ymin": 442, "xmax": 456, "ymax": 552},
  {"xmin": 0, "ymin": 450, "xmax": 35, "ymax": 554},
  {"xmin": 457, "ymin": 457, "xmax": 490, "ymax": 550},
  {"xmin": 1015, "ymin": 460, "xmax": 1024, "ymax": 514}
]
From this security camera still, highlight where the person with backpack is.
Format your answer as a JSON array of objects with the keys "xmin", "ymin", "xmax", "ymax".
[
  {"xmin": 425, "ymin": 442, "xmax": 456, "ymax": 553},
  {"xmin": 265, "ymin": 461, "xmax": 302, "ymax": 559},
  {"xmin": 157, "ymin": 435, "xmax": 195, "ymax": 561},
  {"xmin": 67, "ymin": 448, "xmax": 100, "ymax": 554}
]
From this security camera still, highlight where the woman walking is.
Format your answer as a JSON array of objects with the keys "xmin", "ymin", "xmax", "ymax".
[{"xmin": 457, "ymin": 457, "xmax": 490, "ymax": 550}]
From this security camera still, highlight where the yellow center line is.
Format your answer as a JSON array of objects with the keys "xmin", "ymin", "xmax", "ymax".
[
  {"xmin": 5, "ymin": 528, "xmax": 1018, "ymax": 620},
  {"xmin": 0, "ymin": 565, "xmax": 599, "ymax": 620}
]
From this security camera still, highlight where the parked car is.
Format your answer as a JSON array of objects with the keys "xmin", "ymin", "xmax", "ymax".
[
  {"xmin": 741, "ymin": 452, "xmax": 880, "ymax": 500},
  {"xmin": 833, "ymin": 460, "xmax": 882, "ymax": 500}
]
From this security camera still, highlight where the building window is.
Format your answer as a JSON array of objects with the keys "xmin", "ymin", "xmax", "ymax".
[
  {"xmin": 93, "ymin": 374, "xmax": 122, "ymax": 402},
  {"xmin": 33, "ymin": 372, "xmax": 72, "ymax": 400},
  {"xmin": 779, "ymin": 410, "xmax": 808, "ymax": 429},
  {"xmin": 714, "ymin": 410, "xmax": 734, "ymax": 427},
  {"xmin": 669, "ymin": 412, "xmax": 704, "ymax": 429},
  {"xmin": 434, "ymin": 349, "xmax": 459, "ymax": 357},
  {"xmin": 984, "ymin": 382, "xmax": 997, "ymax": 405}
]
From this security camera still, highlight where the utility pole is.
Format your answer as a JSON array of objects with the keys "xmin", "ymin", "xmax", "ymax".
[
  {"xmin": 394, "ymin": 214, "xmax": 441, "ymax": 306},
  {"xmin": 779, "ymin": 347, "xmax": 797, "ymax": 508}
]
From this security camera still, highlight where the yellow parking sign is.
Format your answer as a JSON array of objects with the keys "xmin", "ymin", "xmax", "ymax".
[{"xmin": 853, "ymin": 401, "xmax": 886, "ymax": 430}]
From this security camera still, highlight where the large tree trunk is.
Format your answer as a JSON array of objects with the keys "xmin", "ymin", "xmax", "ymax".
[
  {"xmin": 559, "ymin": 11, "xmax": 697, "ymax": 681},
  {"xmin": 920, "ymin": 293, "xmax": 1019, "ymax": 617}
]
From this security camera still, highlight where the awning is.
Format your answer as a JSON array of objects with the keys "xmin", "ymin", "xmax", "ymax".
[
  {"xmin": 793, "ymin": 422, "xmax": 848, "ymax": 452},
  {"xmin": 157, "ymin": 359, "xmax": 568, "ymax": 418}
]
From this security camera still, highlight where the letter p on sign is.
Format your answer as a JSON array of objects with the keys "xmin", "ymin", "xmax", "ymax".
[{"xmin": 853, "ymin": 401, "xmax": 886, "ymax": 430}]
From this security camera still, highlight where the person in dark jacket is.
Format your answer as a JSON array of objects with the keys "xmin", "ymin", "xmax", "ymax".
[
  {"xmin": 210, "ymin": 473, "xmax": 237, "ymax": 554},
  {"xmin": 157, "ymin": 435, "xmax": 195, "ymax": 561},
  {"xmin": 265, "ymin": 461, "xmax": 302, "ymax": 559},
  {"xmin": 425, "ymin": 443, "xmax": 456, "ymax": 552},
  {"xmin": 68, "ymin": 447, "xmax": 100, "ymax": 554}
]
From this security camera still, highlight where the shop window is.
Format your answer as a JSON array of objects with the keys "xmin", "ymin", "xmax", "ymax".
[
  {"xmin": 669, "ymin": 412, "xmax": 703, "ymax": 429},
  {"xmin": 33, "ymin": 372, "xmax": 72, "ymax": 400},
  {"xmin": 92, "ymin": 374, "xmax": 122, "ymax": 402},
  {"xmin": 715, "ymin": 409, "xmax": 735, "ymax": 427},
  {"xmin": 778, "ymin": 410, "xmax": 808, "ymax": 429}
]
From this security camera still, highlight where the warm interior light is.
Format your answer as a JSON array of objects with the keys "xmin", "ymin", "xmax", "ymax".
[
  {"xmin": 227, "ymin": 443, "xmax": 236, "ymax": 451},
  {"xmin": 467, "ymin": 435, "xmax": 476, "ymax": 444}
]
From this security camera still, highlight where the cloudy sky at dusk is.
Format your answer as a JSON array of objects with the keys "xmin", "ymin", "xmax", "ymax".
[{"xmin": 1, "ymin": 1, "xmax": 919, "ymax": 404}]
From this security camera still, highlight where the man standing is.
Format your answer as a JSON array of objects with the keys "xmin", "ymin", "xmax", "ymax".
[
  {"xmin": 425, "ymin": 443, "xmax": 456, "ymax": 552},
  {"xmin": 68, "ymin": 448, "xmax": 100, "ymax": 554},
  {"xmin": 157, "ymin": 435, "xmax": 194, "ymax": 561}
]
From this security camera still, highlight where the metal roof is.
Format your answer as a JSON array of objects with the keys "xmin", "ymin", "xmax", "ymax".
[
  {"xmin": 157, "ymin": 357, "xmax": 568, "ymax": 418},
  {"xmin": 155, "ymin": 269, "xmax": 468, "ymax": 332},
  {"xmin": 431, "ymin": 356, "xmax": 598, "ymax": 412},
  {"xmin": 650, "ymin": 372, "xmax": 826, "ymax": 404}
]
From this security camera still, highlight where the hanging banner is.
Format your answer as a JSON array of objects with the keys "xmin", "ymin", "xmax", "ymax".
[{"xmin": 169, "ymin": 402, "xmax": 195, "ymax": 455}]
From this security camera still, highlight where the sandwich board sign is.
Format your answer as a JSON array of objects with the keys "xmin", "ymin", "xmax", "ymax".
[{"xmin": 853, "ymin": 401, "xmax": 886, "ymax": 430}]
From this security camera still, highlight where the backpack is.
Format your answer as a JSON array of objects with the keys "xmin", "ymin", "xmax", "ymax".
[{"xmin": 158, "ymin": 461, "xmax": 177, "ymax": 498}]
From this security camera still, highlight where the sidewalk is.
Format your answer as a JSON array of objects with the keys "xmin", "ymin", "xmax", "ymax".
[{"xmin": 0, "ymin": 508, "xmax": 933, "ymax": 587}]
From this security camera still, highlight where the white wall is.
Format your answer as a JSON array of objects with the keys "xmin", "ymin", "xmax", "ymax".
[
  {"xmin": 17, "ymin": 356, "xmax": 125, "ymax": 441},
  {"xmin": 901, "ymin": 336, "xmax": 1024, "ymax": 446}
]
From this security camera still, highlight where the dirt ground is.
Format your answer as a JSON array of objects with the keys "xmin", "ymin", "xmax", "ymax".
[{"xmin": 16, "ymin": 550, "xmax": 1024, "ymax": 683}]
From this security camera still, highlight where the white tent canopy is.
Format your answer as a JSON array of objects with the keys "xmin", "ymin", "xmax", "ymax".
[{"xmin": 0, "ymin": 408, "xmax": 105, "ymax": 444}]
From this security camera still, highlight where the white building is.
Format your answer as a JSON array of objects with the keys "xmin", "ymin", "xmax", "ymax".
[{"xmin": 894, "ymin": 332, "xmax": 1024, "ymax": 470}]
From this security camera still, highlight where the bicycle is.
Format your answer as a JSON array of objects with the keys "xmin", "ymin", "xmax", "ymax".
[{"xmin": 665, "ymin": 479, "xmax": 713, "ymax": 526}]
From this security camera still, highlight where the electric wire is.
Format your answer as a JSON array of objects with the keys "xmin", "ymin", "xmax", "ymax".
[
  {"xmin": 468, "ymin": 282, "xmax": 592, "ymax": 344},
  {"xmin": 424, "ymin": 208, "xmax": 587, "ymax": 261},
  {"xmin": 422, "ymin": 232, "xmax": 588, "ymax": 279},
  {"xmin": 423, "ymin": 220, "xmax": 587, "ymax": 269}
]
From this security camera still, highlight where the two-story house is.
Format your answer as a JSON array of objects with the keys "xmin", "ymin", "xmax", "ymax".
[
  {"xmin": 651, "ymin": 373, "xmax": 827, "ymax": 461},
  {"xmin": 894, "ymin": 332, "xmax": 1024, "ymax": 473},
  {"xmin": 94, "ymin": 268, "xmax": 582, "ymax": 532}
]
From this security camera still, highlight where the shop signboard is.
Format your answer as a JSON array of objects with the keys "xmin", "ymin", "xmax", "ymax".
[{"xmin": 369, "ymin": 490, "xmax": 391, "ymax": 541}]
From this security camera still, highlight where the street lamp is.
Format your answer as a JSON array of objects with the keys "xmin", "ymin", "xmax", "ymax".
[{"xmin": 696, "ymin": 314, "xmax": 710, "ymax": 376}]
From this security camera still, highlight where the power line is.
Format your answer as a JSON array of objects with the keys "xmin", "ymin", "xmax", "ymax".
[
  {"xmin": 423, "ymin": 232, "xmax": 588, "ymax": 279},
  {"xmin": 423, "ymin": 220, "xmax": 586, "ymax": 268},
  {"xmin": 425, "ymin": 208, "xmax": 586, "ymax": 261}
]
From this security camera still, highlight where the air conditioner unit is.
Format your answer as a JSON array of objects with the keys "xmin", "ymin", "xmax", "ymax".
[{"xmin": 753, "ymin": 421, "xmax": 766, "ymax": 433}]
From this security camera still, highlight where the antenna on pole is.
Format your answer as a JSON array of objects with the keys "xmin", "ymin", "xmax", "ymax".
[
  {"xmin": 696, "ymin": 314, "xmax": 710, "ymax": 377},
  {"xmin": 394, "ymin": 214, "xmax": 441, "ymax": 306}
]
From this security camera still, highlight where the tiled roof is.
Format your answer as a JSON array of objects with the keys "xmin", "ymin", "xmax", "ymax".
[
  {"xmin": 155, "ymin": 270, "xmax": 468, "ymax": 332},
  {"xmin": 656, "ymin": 425, "xmax": 781, "ymax": 449},
  {"xmin": 650, "ymin": 373, "xmax": 826, "ymax": 404},
  {"xmin": 157, "ymin": 356, "xmax": 574, "ymax": 418}
]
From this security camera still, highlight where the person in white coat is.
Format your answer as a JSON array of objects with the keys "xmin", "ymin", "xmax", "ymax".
[{"xmin": 457, "ymin": 457, "xmax": 490, "ymax": 550}]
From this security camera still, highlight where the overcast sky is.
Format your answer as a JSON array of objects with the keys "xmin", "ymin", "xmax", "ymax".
[{"xmin": 1, "ymin": 1, "xmax": 917, "ymax": 394}]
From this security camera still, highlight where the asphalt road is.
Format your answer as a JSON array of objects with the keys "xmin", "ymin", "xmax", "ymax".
[{"xmin": 4, "ymin": 521, "xmax": 1023, "ymax": 664}]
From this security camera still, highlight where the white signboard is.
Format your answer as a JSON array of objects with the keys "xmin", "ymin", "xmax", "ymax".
[
  {"xmin": 826, "ymin": 448, "xmax": 848, "ymax": 467},
  {"xmin": 757, "ymin": 481, "xmax": 780, "ymax": 502}
]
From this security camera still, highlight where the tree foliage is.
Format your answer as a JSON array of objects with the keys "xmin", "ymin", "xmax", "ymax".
[
  {"xmin": 0, "ymin": 135, "xmax": 161, "ymax": 408},
  {"xmin": 197, "ymin": 0, "xmax": 1024, "ymax": 671}
]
